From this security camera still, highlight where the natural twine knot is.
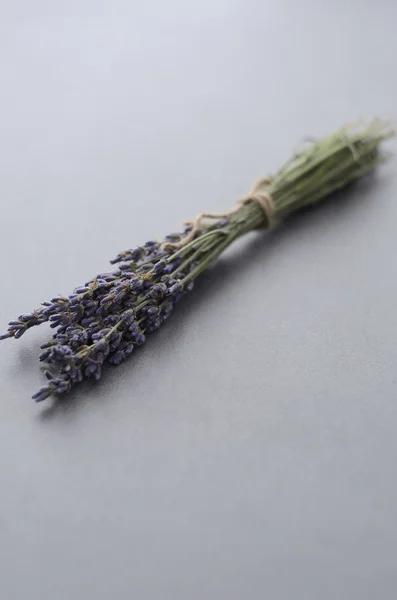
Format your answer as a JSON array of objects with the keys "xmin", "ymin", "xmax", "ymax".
[
  {"xmin": 165, "ymin": 176, "xmax": 275, "ymax": 250},
  {"xmin": 236, "ymin": 176, "xmax": 276, "ymax": 226}
]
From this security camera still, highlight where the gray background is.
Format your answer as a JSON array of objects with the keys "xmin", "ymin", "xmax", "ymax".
[{"xmin": 1, "ymin": 1, "xmax": 397, "ymax": 598}]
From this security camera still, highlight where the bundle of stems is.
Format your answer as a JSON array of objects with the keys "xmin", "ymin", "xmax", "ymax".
[{"xmin": 0, "ymin": 120, "xmax": 393, "ymax": 402}]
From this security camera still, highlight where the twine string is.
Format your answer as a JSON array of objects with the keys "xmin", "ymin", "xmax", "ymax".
[
  {"xmin": 166, "ymin": 177, "xmax": 276, "ymax": 250},
  {"xmin": 236, "ymin": 176, "xmax": 275, "ymax": 224}
]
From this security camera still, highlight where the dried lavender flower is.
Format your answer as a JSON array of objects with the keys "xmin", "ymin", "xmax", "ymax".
[{"xmin": 1, "ymin": 120, "xmax": 393, "ymax": 402}]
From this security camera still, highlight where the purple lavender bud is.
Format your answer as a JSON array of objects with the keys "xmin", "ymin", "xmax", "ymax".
[
  {"xmin": 123, "ymin": 331, "xmax": 133, "ymax": 342},
  {"xmin": 109, "ymin": 340, "xmax": 121, "ymax": 352},
  {"xmin": 97, "ymin": 304, "xmax": 111, "ymax": 316},
  {"xmin": 121, "ymin": 309, "xmax": 133, "ymax": 320},
  {"xmin": 84, "ymin": 363, "xmax": 98, "ymax": 377},
  {"xmin": 8, "ymin": 320, "xmax": 23, "ymax": 328},
  {"xmin": 19, "ymin": 313, "xmax": 34, "ymax": 322},
  {"xmin": 103, "ymin": 315, "xmax": 119, "ymax": 326},
  {"xmin": 108, "ymin": 351, "xmax": 123, "ymax": 366},
  {"xmin": 50, "ymin": 345, "xmax": 74, "ymax": 361},
  {"xmin": 94, "ymin": 340, "xmax": 110, "ymax": 356},
  {"xmin": 33, "ymin": 377, "xmax": 70, "ymax": 400},
  {"xmin": 115, "ymin": 284, "xmax": 127, "ymax": 293},
  {"xmin": 123, "ymin": 299, "xmax": 136, "ymax": 311},
  {"xmin": 165, "ymin": 233, "xmax": 181, "ymax": 242},
  {"xmin": 48, "ymin": 314, "xmax": 61, "ymax": 323},
  {"xmin": 148, "ymin": 283, "xmax": 167, "ymax": 301},
  {"xmin": 147, "ymin": 319, "xmax": 161, "ymax": 332},
  {"xmin": 164, "ymin": 257, "xmax": 182, "ymax": 274},
  {"xmin": 110, "ymin": 247, "xmax": 143, "ymax": 264},
  {"xmin": 14, "ymin": 328, "xmax": 27, "ymax": 339},
  {"xmin": 134, "ymin": 332, "xmax": 146, "ymax": 346},
  {"xmin": 140, "ymin": 263, "xmax": 153, "ymax": 272},
  {"xmin": 59, "ymin": 361, "xmax": 81, "ymax": 382},
  {"xmin": 91, "ymin": 328, "xmax": 111, "ymax": 341},
  {"xmin": 71, "ymin": 307, "xmax": 84, "ymax": 321},
  {"xmin": 95, "ymin": 288, "xmax": 108, "ymax": 299},
  {"xmin": 123, "ymin": 343, "xmax": 134, "ymax": 356},
  {"xmin": 81, "ymin": 317, "xmax": 95, "ymax": 328},
  {"xmin": 74, "ymin": 287, "xmax": 90, "ymax": 294},
  {"xmin": 70, "ymin": 303, "xmax": 83, "ymax": 314},
  {"xmin": 154, "ymin": 260, "xmax": 166, "ymax": 274},
  {"xmin": 39, "ymin": 349, "xmax": 51, "ymax": 362},
  {"xmin": 72, "ymin": 331, "xmax": 88, "ymax": 346},
  {"xmin": 32, "ymin": 386, "xmax": 52, "ymax": 402},
  {"xmin": 82, "ymin": 300, "xmax": 96, "ymax": 309},
  {"xmin": 54, "ymin": 379, "xmax": 69, "ymax": 394},
  {"xmin": 130, "ymin": 277, "xmax": 143, "ymax": 293},
  {"xmin": 94, "ymin": 353, "xmax": 105, "ymax": 364},
  {"xmin": 143, "ymin": 280, "xmax": 152, "ymax": 291},
  {"xmin": 54, "ymin": 328, "xmax": 66, "ymax": 338},
  {"xmin": 145, "ymin": 243, "xmax": 164, "ymax": 259},
  {"xmin": 0, "ymin": 332, "xmax": 12, "ymax": 340},
  {"xmin": 109, "ymin": 332, "xmax": 122, "ymax": 351},
  {"xmin": 131, "ymin": 247, "xmax": 144, "ymax": 259},
  {"xmin": 114, "ymin": 292, "xmax": 126, "ymax": 303},
  {"xmin": 42, "ymin": 305, "xmax": 56, "ymax": 315},
  {"xmin": 99, "ymin": 295, "xmax": 113, "ymax": 306},
  {"xmin": 168, "ymin": 282, "xmax": 183, "ymax": 296},
  {"xmin": 40, "ymin": 341, "xmax": 56, "ymax": 349},
  {"xmin": 65, "ymin": 366, "xmax": 79, "ymax": 381},
  {"xmin": 95, "ymin": 280, "xmax": 108, "ymax": 289},
  {"xmin": 128, "ymin": 322, "xmax": 139, "ymax": 335}
]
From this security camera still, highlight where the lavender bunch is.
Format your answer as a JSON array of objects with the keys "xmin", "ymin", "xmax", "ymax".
[
  {"xmin": 0, "ymin": 120, "xmax": 393, "ymax": 402},
  {"xmin": 1, "ymin": 217, "xmax": 257, "ymax": 402}
]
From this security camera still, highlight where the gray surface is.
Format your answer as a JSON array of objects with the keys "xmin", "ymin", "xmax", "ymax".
[{"xmin": 1, "ymin": 1, "xmax": 397, "ymax": 598}]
